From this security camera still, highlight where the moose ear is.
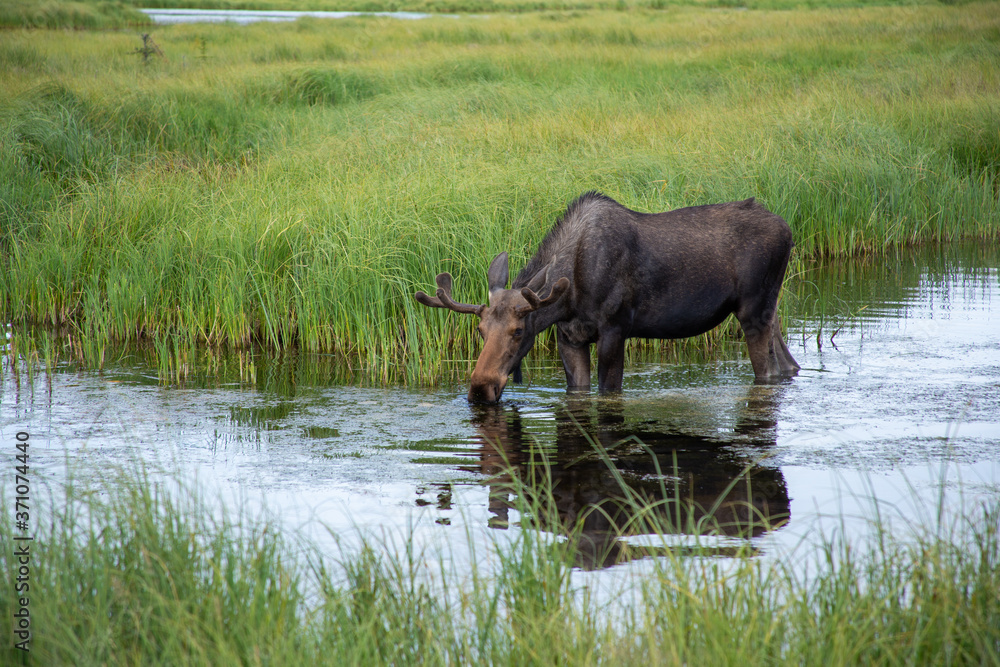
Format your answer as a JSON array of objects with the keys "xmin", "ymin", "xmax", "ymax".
[{"xmin": 486, "ymin": 252, "xmax": 509, "ymax": 294}]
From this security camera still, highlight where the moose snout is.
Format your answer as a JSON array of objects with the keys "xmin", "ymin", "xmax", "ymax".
[
  {"xmin": 467, "ymin": 379, "xmax": 505, "ymax": 403},
  {"xmin": 467, "ymin": 370, "xmax": 507, "ymax": 403}
]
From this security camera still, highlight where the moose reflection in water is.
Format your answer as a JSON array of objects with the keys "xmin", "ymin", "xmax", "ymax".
[{"xmin": 465, "ymin": 389, "xmax": 790, "ymax": 569}]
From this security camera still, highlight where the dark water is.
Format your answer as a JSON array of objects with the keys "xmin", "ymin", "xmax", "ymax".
[{"xmin": 2, "ymin": 244, "xmax": 998, "ymax": 576}]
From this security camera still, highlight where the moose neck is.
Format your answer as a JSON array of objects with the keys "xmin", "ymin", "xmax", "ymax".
[
  {"xmin": 508, "ymin": 251, "xmax": 575, "ymax": 374},
  {"xmin": 526, "ymin": 292, "xmax": 570, "ymax": 335},
  {"xmin": 505, "ymin": 280, "xmax": 568, "ymax": 367},
  {"xmin": 512, "ymin": 254, "xmax": 572, "ymax": 334}
]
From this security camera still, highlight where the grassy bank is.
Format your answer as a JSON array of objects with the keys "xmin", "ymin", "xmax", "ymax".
[
  {"xmin": 1, "ymin": 462, "xmax": 997, "ymax": 665},
  {"xmin": 1, "ymin": 5, "xmax": 999, "ymax": 381}
]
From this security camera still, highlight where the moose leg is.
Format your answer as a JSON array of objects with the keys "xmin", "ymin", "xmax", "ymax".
[
  {"xmin": 743, "ymin": 329, "xmax": 775, "ymax": 380},
  {"xmin": 737, "ymin": 282, "xmax": 803, "ymax": 380},
  {"xmin": 737, "ymin": 302, "xmax": 781, "ymax": 380},
  {"xmin": 596, "ymin": 329, "xmax": 626, "ymax": 393},
  {"xmin": 743, "ymin": 318, "xmax": 800, "ymax": 380},
  {"xmin": 557, "ymin": 329, "xmax": 591, "ymax": 389},
  {"xmin": 772, "ymin": 327, "xmax": 800, "ymax": 374}
]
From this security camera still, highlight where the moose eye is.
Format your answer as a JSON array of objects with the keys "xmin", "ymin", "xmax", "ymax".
[{"xmin": 513, "ymin": 328, "xmax": 524, "ymax": 338}]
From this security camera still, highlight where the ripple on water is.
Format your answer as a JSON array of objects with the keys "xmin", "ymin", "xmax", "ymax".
[{"xmin": 2, "ymin": 245, "xmax": 998, "ymax": 574}]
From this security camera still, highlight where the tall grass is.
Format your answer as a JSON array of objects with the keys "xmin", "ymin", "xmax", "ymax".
[
  {"xmin": 1, "ymin": 5, "xmax": 999, "ymax": 382},
  {"xmin": 1, "ymin": 452, "xmax": 997, "ymax": 664},
  {"xmin": 0, "ymin": 0, "xmax": 148, "ymax": 30}
]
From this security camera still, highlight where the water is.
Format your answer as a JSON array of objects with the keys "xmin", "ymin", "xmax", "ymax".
[
  {"xmin": 139, "ymin": 8, "xmax": 441, "ymax": 24},
  {"xmin": 2, "ymin": 244, "xmax": 998, "ymax": 578}
]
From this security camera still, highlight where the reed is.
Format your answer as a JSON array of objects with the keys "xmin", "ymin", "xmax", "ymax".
[{"xmin": 1, "ymin": 5, "xmax": 998, "ymax": 382}]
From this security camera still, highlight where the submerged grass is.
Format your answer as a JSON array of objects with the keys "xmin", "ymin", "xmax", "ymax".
[
  {"xmin": 1, "ymin": 5, "xmax": 999, "ymax": 383},
  {"xmin": 1, "ymin": 450, "xmax": 997, "ymax": 664}
]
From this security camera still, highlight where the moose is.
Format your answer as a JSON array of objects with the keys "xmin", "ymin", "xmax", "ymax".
[{"xmin": 415, "ymin": 192, "xmax": 799, "ymax": 402}]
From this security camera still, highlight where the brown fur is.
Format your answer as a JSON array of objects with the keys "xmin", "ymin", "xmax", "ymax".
[{"xmin": 416, "ymin": 192, "xmax": 799, "ymax": 402}]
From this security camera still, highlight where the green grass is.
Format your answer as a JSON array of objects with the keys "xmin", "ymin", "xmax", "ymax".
[
  {"xmin": 0, "ymin": 0, "xmax": 149, "ymax": 29},
  {"xmin": 1, "ymin": 454, "xmax": 997, "ymax": 665},
  {"xmin": 1, "ymin": 5, "xmax": 999, "ymax": 382}
]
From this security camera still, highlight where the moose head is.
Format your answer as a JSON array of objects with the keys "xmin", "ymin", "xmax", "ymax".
[{"xmin": 415, "ymin": 252, "xmax": 569, "ymax": 403}]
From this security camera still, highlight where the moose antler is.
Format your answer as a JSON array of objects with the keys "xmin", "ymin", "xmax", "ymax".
[
  {"xmin": 518, "ymin": 277, "xmax": 570, "ymax": 313},
  {"xmin": 414, "ymin": 272, "xmax": 484, "ymax": 316}
]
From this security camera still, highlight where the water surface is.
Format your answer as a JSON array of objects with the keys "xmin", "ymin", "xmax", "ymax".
[
  {"xmin": 2, "ymin": 244, "xmax": 998, "ymax": 577},
  {"xmin": 140, "ymin": 8, "xmax": 439, "ymax": 24}
]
